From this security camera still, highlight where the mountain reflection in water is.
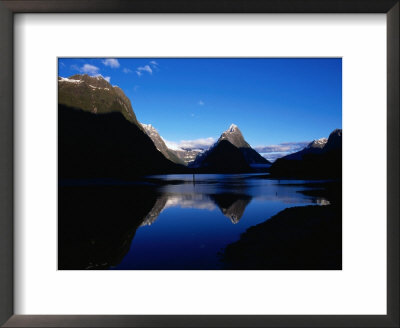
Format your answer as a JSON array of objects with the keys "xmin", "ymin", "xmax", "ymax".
[{"xmin": 58, "ymin": 174, "xmax": 332, "ymax": 270}]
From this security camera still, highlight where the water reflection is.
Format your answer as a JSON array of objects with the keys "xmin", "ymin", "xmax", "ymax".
[
  {"xmin": 58, "ymin": 174, "xmax": 332, "ymax": 270},
  {"xmin": 141, "ymin": 192, "xmax": 252, "ymax": 226},
  {"xmin": 211, "ymin": 194, "xmax": 252, "ymax": 224}
]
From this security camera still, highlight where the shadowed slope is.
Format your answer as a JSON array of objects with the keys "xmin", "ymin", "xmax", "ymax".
[
  {"xmin": 192, "ymin": 124, "xmax": 270, "ymax": 172},
  {"xmin": 269, "ymin": 129, "xmax": 342, "ymax": 179},
  {"xmin": 59, "ymin": 74, "xmax": 140, "ymax": 125},
  {"xmin": 59, "ymin": 105, "xmax": 186, "ymax": 179},
  {"xmin": 141, "ymin": 123, "xmax": 186, "ymax": 165},
  {"xmin": 196, "ymin": 140, "xmax": 251, "ymax": 173}
]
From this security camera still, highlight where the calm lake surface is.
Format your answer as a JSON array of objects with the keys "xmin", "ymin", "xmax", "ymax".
[{"xmin": 107, "ymin": 174, "xmax": 330, "ymax": 270}]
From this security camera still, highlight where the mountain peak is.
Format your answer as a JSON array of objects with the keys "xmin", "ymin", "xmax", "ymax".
[
  {"xmin": 324, "ymin": 129, "xmax": 342, "ymax": 152},
  {"xmin": 330, "ymin": 129, "xmax": 342, "ymax": 138},
  {"xmin": 228, "ymin": 123, "xmax": 238, "ymax": 133},
  {"xmin": 192, "ymin": 124, "xmax": 270, "ymax": 167},
  {"xmin": 219, "ymin": 124, "xmax": 250, "ymax": 149},
  {"xmin": 307, "ymin": 137, "xmax": 328, "ymax": 149}
]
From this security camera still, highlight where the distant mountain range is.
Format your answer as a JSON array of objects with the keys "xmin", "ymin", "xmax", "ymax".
[
  {"xmin": 269, "ymin": 129, "xmax": 342, "ymax": 178},
  {"xmin": 283, "ymin": 138, "xmax": 328, "ymax": 160},
  {"xmin": 58, "ymin": 74, "xmax": 341, "ymax": 179}
]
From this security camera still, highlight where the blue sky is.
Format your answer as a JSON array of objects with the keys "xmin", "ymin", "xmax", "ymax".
[{"xmin": 58, "ymin": 58, "xmax": 342, "ymax": 161}]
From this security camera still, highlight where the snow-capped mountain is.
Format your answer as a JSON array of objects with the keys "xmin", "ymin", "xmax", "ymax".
[
  {"xmin": 219, "ymin": 124, "xmax": 270, "ymax": 165},
  {"xmin": 281, "ymin": 130, "xmax": 342, "ymax": 162},
  {"xmin": 191, "ymin": 124, "xmax": 270, "ymax": 172},
  {"xmin": 269, "ymin": 129, "xmax": 342, "ymax": 178},
  {"xmin": 140, "ymin": 123, "xmax": 206, "ymax": 165},
  {"xmin": 307, "ymin": 138, "xmax": 328, "ymax": 149},
  {"xmin": 140, "ymin": 123, "xmax": 185, "ymax": 165},
  {"xmin": 218, "ymin": 124, "xmax": 251, "ymax": 149},
  {"xmin": 283, "ymin": 137, "xmax": 328, "ymax": 160}
]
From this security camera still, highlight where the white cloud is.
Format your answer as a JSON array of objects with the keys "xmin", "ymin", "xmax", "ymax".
[
  {"xmin": 135, "ymin": 61, "xmax": 159, "ymax": 76},
  {"xmin": 164, "ymin": 137, "xmax": 215, "ymax": 151},
  {"xmin": 254, "ymin": 141, "xmax": 309, "ymax": 154},
  {"xmin": 136, "ymin": 65, "xmax": 152, "ymax": 76},
  {"xmin": 123, "ymin": 68, "xmax": 132, "ymax": 74},
  {"xmin": 198, "ymin": 100, "xmax": 205, "ymax": 106},
  {"xmin": 254, "ymin": 141, "xmax": 310, "ymax": 162},
  {"xmin": 102, "ymin": 58, "xmax": 120, "ymax": 68},
  {"xmin": 81, "ymin": 64, "xmax": 100, "ymax": 75}
]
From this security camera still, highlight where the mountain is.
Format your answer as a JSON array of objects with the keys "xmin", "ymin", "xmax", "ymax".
[
  {"xmin": 58, "ymin": 74, "xmax": 185, "ymax": 179},
  {"xmin": 219, "ymin": 124, "xmax": 251, "ymax": 148},
  {"xmin": 284, "ymin": 137, "xmax": 328, "ymax": 160},
  {"xmin": 140, "ymin": 123, "xmax": 206, "ymax": 166},
  {"xmin": 269, "ymin": 129, "xmax": 342, "ymax": 179},
  {"xmin": 194, "ymin": 140, "xmax": 251, "ymax": 173},
  {"xmin": 219, "ymin": 124, "xmax": 270, "ymax": 165},
  {"xmin": 191, "ymin": 124, "xmax": 270, "ymax": 172},
  {"xmin": 323, "ymin": 129, "xmax": 342, "ymax": 152},
  {"xmin": 59, "ymin": 75, "xmax": 140, "ymax": 125},
  {"xmin": 140, "ymin": 123, "xmax": 185, "ymax": 165},
  {"xmin": 170, "ymin": 148, "xmax": 205, "ymax": 166}
]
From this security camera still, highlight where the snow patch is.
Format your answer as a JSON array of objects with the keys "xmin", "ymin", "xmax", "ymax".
[
  {"xmin": 307, "ymin": 137, "xmax": 328, "ymax": 148},
  {"xmin": 228, "ymin": 123, "xmax": 238, "ymax": 132},
  {"xmin": 89, "ymin": 85, "xmax": 110, "ymax": 90},
  {"xmin": 315, "ymin": 137, "xmax": 328, "ymax": 145},
  {"xmin": 59, "ymin": 77, "xmax": 83, "ymax": 84}
]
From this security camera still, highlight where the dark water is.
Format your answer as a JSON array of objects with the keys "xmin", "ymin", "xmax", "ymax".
[
  {"xmin": 109, "ymin": 174, "xmax": 329, "ymax": 270},
  {"xmin": 58, "ymin": 174, "xmax": 331, "ymax": 270}
]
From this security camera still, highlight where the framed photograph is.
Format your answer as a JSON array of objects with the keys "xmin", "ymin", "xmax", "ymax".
[{"xmin": 0, "ymin": 1, "xmax": 398, "ymax": 327}]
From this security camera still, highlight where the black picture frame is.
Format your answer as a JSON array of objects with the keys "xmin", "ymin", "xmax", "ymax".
[{"xmin": 0, "ymin": 1, "xmax": 398, "ymax": 327}]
